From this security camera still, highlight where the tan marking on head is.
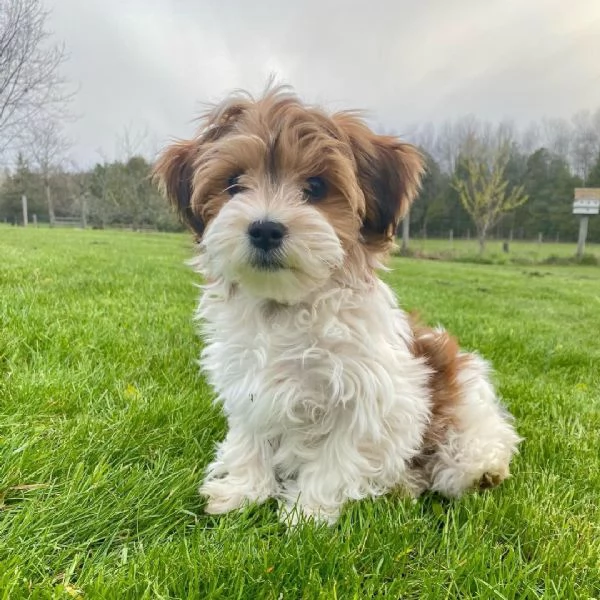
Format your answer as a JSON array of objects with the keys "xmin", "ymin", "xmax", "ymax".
[{"xmin": 154, "ymin": 85, "xmax": 425, "ymax": 269}]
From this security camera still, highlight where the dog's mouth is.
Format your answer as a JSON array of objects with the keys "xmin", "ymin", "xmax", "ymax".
[{"xmin": 249, "ymin": 249, "xmax": 286, "ymax": 272}]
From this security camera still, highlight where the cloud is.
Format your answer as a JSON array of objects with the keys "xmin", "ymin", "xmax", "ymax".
[{"xmin": 47, "ymin": 0, "xmax": 600, "ymax": 166}]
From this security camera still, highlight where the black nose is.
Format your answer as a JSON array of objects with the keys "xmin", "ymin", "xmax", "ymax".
[{"xmin": 247, "ymin": 221, "xmax": 287, "ymax": 251}]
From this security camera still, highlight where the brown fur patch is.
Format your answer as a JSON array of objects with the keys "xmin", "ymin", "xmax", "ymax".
[
  {"xmin": 478, "ymin": 472, "xmax": 503, "ymax": 489},
  {"xmin": 409, "ymin": 315, "xmax": 467, "ymax": 451},
  {"xmin": 332, "ymin": 113, "xmax": 424, "ymax": 252},
  {"xmin": 152, "ymin": 139, "xmax": 204, "ymax": 237}
]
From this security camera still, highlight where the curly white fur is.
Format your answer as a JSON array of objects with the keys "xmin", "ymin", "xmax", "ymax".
[{"xmin": 192, "ymin": 189, "xmax": 520, "ymax": 524}]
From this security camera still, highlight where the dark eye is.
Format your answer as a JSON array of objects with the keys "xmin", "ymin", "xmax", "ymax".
[
  {"xmin": 304, "ymin": 176, "xmax": 327, "ymax": 202},
  {"xmin": 226, "ymin": 174, "xmax": 245, "ymax": 196}
]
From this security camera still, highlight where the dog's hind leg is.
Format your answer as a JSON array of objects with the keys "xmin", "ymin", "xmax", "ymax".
[{"xmin": 427, "ymin": 354, "xmax": 522, "ymax": 497}]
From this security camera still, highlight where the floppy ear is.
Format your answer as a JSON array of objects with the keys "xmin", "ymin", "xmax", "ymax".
[
  {"xmin": 153, "ymin": 99, "xmax": 250, "ymax": 238},
  {"xmin": 153, "ymin": 139, "xmax": 204, "ymax": 236},
  {"xmin": 334, "ymin": 113, "xmax": 425, "ymax": 251}
]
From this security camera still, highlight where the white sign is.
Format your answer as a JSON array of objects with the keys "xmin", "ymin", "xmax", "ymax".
[
  {"xmin": 573, "ymin": 199, "xmax": 600, "ymax": 215},
  {"xmin": 573, "ymin": 189, "xmax": 600, "ymax": 215}
]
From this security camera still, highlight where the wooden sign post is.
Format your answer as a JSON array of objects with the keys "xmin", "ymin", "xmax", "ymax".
[{"xmin": 573, "ymin": 189, "xmax": 600, "ymax": 258}]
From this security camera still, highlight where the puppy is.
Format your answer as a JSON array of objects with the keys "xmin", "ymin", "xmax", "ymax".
[{"xmin": 153, "ymin": 85, "xmax": 521, "ymax": 524}]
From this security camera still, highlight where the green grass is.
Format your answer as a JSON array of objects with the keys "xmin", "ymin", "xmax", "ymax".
[
  {"xmin": 1, "ymin": 225, "xmax": 599, "ymax": 599},
  {"xmin": 397, "ymin": 237, "xmax": 600, "ymax": 266}
]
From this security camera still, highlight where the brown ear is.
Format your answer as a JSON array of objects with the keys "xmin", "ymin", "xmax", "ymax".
[
  {"xmin": 152, "ymin": 139, "xmax": 204, "ymax": 236},
  {"xmin": 153, "ymin": 99, "xmax": 250, "ymax": 237},
  {"xmin": 334, "ymin": 113, "xmax": 425, "ymax": 251}
]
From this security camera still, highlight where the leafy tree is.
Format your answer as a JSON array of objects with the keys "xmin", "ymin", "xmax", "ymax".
[
  {"xmin": 509, "ymin": 149, "xmax": 582, "ymax": 241},
  {"xmin": 86, "ymin": 157, "xmax": 180, "ymax": 231},
  {"xmin": 452, "ymin": 144, "xmax": 529, "ymax": 253},
  {"xmin": 582, "ymin": 150, "xmax": 600, "ymax": 243},
  {"xmin": 408, "ymin": 151, "xmax": 449, "ymax": 238}
]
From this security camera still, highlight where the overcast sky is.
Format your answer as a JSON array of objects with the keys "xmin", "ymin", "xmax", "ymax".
[{"xmin": 48, "ymin": 0, "xmax": 600, "ymax": 167}]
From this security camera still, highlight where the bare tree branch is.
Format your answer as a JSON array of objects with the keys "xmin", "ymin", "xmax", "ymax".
[
  {"xmin": 115, "ymin": 122, "xmax": 153, "ymax": 162},
  {"xmin": 23, "ymin": 116, "xmax": 71, "ymax": 224},
  {"xmin": 0, "ymin": 0, "xmax": 74, "ymax": 156}
]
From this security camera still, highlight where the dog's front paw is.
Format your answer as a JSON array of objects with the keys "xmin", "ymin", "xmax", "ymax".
[
  {"xmin": 200, "ymin": 474, "xmax": 276, "ymax": 514},
  {"xmin": 278, "ymin": 499, "xmax": 340, "ymax": 527},
  {"xmin": 199, "ymin": 477, "xmax": 251, "ymax": 514}
]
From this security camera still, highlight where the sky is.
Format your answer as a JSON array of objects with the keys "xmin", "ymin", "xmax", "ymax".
[{"xmin": 48, "ymin": 0, "xmax": 600, "ymax": 167}]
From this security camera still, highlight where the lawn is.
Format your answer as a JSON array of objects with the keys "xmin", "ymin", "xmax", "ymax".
[
  {"xmin": 1, "ymin": 226, "xmax": 599, "ymax": 599},
  {"xmin": 398, "ymin": 237, "xmax": 600, "ymax": 265}
]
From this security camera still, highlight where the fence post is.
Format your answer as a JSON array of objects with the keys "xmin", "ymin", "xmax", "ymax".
[
  {"xmin": 21, "ymin": 195, "xmax": 28, "ymax": 227},
  {"xmin": 33, "ymin": 214, "xmax": 38, "ymax": 227},
  {"xmin": 81, "ymin": 196, "xmax": 87, "ymax": 229},
  {"xmin": 401, "ymin": 210, "xmax": 410, "ymax": 254}
]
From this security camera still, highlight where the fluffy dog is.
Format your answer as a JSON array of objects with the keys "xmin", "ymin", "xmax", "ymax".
[{"xmin": 153, "ymin": 85, "xmax": 521, "ymax": 524}]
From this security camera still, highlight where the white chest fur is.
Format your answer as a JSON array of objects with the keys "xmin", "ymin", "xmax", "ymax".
[
  {"xmin": 197, "ymin": 279, "xmax": 431, "ymax": 456},
  {"xmin": 194, "ymin": 277, "xmax": 520, "ymax": 521}
]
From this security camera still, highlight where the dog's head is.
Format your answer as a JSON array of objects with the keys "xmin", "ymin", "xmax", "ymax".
[{"xmin": 154, "ymin": 86, "xmax": 423, "ymax": 303}]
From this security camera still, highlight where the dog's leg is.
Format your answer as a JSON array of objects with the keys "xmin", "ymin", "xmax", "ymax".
[
  {"xmin": 428, "ymin": 354, "xmax": 522, "ymax": 497},
  {"xmin": 278, "ymin": 474, "xmax": 345, "ymax": 526},
  {"xmin": 200, "ymin": 427, "xmax": 277, "ymax": 514},
  {"xmin": 277, "ymin": 428, "xmax": 380, "ymax": 526}
]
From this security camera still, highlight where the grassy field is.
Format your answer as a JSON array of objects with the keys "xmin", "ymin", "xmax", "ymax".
[
  {"xmin": 1, "ymin": 226, "xmax": 599, "ymax": 599},
  {"xmin": 397, "ymin": 237, "xmax": 600, "ymax": 265}
]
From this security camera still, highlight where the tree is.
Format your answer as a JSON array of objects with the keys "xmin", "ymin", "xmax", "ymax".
[
  {"xmin": 540, "ymin": 118, "xmax": 572, "ymax": 163},
  {"xmin": 509, "ymin": 148, "xmax": 580, "ymax": 241},
  {"xmin": 0, "ymin": 0, "xmax": 71, "ymax": 156},
  {"xmin": 434, "ymin": 115, "xmax": 481, "ymax": 173},
  {"xmin": 587, "ymin": 150, "xmax": 600, "ymax": 187},
  {"xmin": 520, "ymin": 122, "xmax": 541, "ymax": 156},
  {"xmin": 66, "ymin": 162, "xmax": 91, "ymax": 225},
  {"xmin": 585, "ymin": 150, "xmax": 600, "ymax": 243},
  {"xmin": 408, "ymin": 151, "xmax": 450, "ymax": 238},
  {"xmin": 87, "ymin": 156, "xmax": 180, "ymax": 230},
  {"xmin": 452, "ymin": 144, "xmax": 529, "ymax": 253},
  {"xmin": 571, "ymin": 110, "xmax": 600, "ymax": 183},
  {"xmin": 25, "ymin": 118, "xmax": 70, "ymax": 225},
  {"xmin": 0, "ymin": 151, "xmax": 44, "ymax": 222}
]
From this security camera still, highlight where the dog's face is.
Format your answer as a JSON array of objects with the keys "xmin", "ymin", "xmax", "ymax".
[{"xmin": 154, "ymin": 87, "xmax": 424, "ymax": 303}]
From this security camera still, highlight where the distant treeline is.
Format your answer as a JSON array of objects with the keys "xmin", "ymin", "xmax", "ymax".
[
  {"xmin": 2, "ymin": 112, "xmax": 600, "ymax": 242},
  {"xmin": 403, "ymin": 111, "xmax": 600, "ymax": 243},
  {"xmin": 0, "ymin": 154, "xmax": 180, "ymax": 231}
]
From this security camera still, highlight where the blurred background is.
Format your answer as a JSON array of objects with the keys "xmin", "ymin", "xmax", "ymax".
[{"xmin": 1, "ymin": 0, "xmax": 599, "ymax": 246}]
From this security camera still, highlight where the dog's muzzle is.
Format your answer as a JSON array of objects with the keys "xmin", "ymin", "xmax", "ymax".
[{"xmin": 247, "ymin": 220, "xmax": 287, "ymax": 270}]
